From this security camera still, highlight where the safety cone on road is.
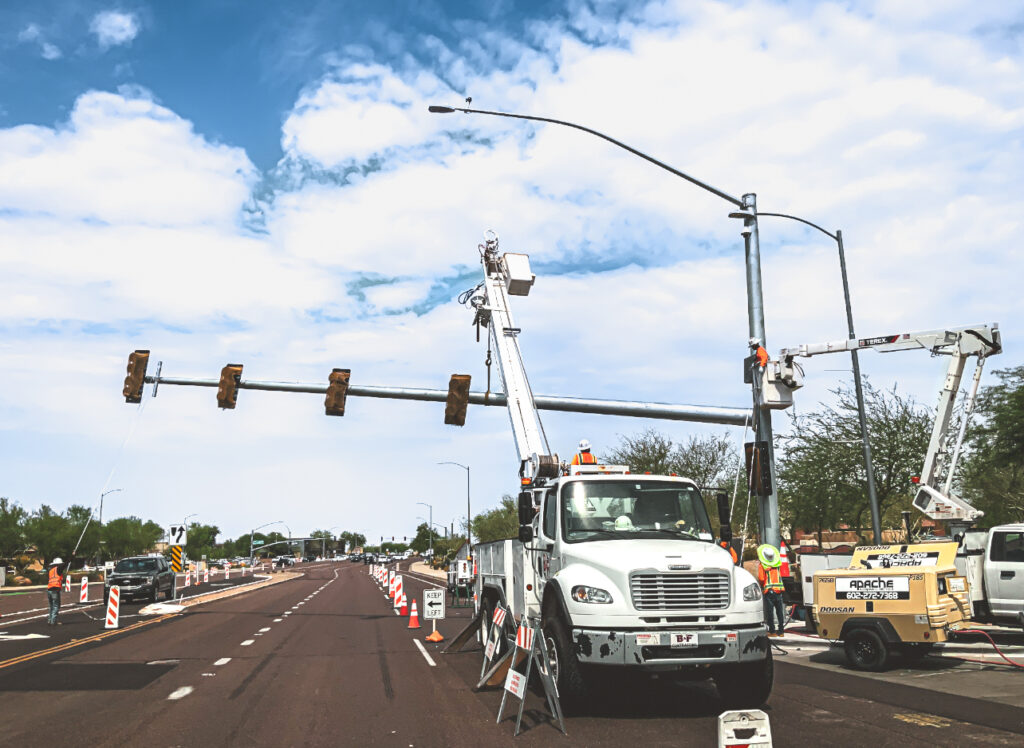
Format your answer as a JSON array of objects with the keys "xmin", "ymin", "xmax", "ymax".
[
  {"xmin": 105, "ymin": 585, "xmax": 120, "ymax": 629},
  {"xmin": 80, "ymin": 576, "xmax": 89, "ymax": 603},
  {"xmin": 399, "ymin": 592, "xmax": 409, "ymax": 617},
  {"xmin": 779, "ymin": 541, "xmax": 791, "ymax": 577},
  {"xmin": 425, "ymin": 627, "xmax": 444, "ymax": 643},
  {"xmin": 407, "ymin": 600, "xmax": 420, "ymax": 629}
]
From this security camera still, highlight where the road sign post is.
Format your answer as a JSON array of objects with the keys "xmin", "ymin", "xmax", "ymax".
[
  {"xmin": 423, "ymin": 588, "xmax": 445, "ymax": 641},
  {"xmin": 169, "ymin": 524, "xmax": 187, "ymax": 546}
]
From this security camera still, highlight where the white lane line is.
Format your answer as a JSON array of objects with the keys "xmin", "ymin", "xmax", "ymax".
[
  {"xmin": 240, "ymin": 639, "xmax": 255, "ymax": 646},
  {"xmin": 413, "ymin": 639, "xmax": 436, "ymax": 667},
  {"xmin": 259, "ymin": 627, "xmax": 271, "ymax": 633},
  {"xmin": 297, "ymin": 602, "xmax": 305, "ymax": 606},
  {"xmin": 167, "ymin": 686, "xmax": 194, "ymax": 700},
  {"xmin": 283, "ymin": 611, "xmax": 292, "ymax": 616},
  {"xmin": 273, "ymin": 618, "xmax": 283, "ymax": 622},
  {"xmin": 214, "ymin": 658, "xmax": 231, "ymax": 666}
]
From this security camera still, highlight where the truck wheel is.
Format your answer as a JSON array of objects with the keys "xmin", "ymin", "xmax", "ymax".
[
  {"xmin": 713, "ymin": 648, "xmax": 774, "ymax": 709},
  {"xmin": 844, "ymin": 628, "xmax": 888, "ymax": 671},
  {"xmin": 164, "ymin": 581, "xmax": 175, "ymax": 601},
  {"xmin": 542, "ymin": 614, "xmax": 587, "ymax": 711}
]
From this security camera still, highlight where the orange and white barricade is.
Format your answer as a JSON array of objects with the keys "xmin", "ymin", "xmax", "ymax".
[
  {"xmin": 79, "ymin": 576, "xmax": 89, "ymax": 603},
  {"xmin": 63, "ymin": 575, "xmax": 71, "ymax": 593},
  {"xmin": 203, "ymin": 566, "xmax": 209, "ymax": 584},
  {"xmin": 104, "ymin": 585, "xmax": 120, "ymax": 629}
]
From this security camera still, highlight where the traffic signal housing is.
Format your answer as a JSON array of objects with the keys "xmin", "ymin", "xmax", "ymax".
[
  {"xmin": 123, "ymin": 350, "xmax": 150, "ymax": 403},
  {"xmin": 325, "ymin": 368, "xmax": 351, "ymax": 416},
  {"xmin": 217, "ymin": 364, "xmax": 243, "ymax": 409},
  {"xmin": 444, "ymin": 374, "xmax": 471, "ymax": 426}
]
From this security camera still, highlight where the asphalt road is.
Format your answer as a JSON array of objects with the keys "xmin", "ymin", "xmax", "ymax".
[{"xmin": 0, "ymin": 560, "xmax": 1020, "ymax": 747}]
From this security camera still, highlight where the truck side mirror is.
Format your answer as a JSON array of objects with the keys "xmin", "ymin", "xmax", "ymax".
[
  {"xmin": 518, "ymin": 492, "xmax": 534, "ymax": 525},
  {"xmin": 716, "ymin": 492, "xmax": 732, "ymax": 544},
  {"xmin": 518, "ymin": 525, "xmax": 534, "ymax": 544}
]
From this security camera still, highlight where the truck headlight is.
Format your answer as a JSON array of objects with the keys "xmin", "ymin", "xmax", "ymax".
[
  {"xmin": 743, "ymin": 582, "xmax": 762, "ymax": 601},
  {"xmin": 571, "ymin": 585, "xmax": 613, "ymax": 604}
]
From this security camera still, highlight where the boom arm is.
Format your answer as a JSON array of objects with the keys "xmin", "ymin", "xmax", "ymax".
[
  {"xmin": 468, "ymin": 232, "xmax": 560, "ymax": 484},
  {"xmin": 780, "ymin": 324, "xmax": 1001, "ymax": 527}
]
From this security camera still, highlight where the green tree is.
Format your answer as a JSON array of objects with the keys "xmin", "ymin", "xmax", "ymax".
[
  {"xmin": 103, "ymin": 516, "xmax": 163, "ymax": 559},
  {"xmin": 409, "ymin": 522, "xmax": 443, "ymax": 554},
  {"xmin": 184, "ymin": 523, "xmax": 221, "ymax": 560},
  {"xmin": 603, "ymin": 430, "xmax": 740, "ymax": 488},
  {"xmin": 961, "ymin": 365, "xmax": 1024, "ymax": 525},
  {"xmin": 0, "ymin": 497, "xmax": 27, "ymax": 557},
  {"xmin": 776, "ymin": 382, "xmax": 931, "ymax": 542},
  {"xmin": 472, "ymin": 496, "xmax": 518, "ymax": 543}
]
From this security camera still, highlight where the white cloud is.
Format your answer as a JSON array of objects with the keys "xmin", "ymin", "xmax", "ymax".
[
  {"xmin": 2, "ymin": 0, "xmax": 1022, "ymax": 540},
  {"xmin": 17, "ymin": 23, "xmax": 62, "ymax": 60},
  {"xmin": 90, "ymin": 11, "xmax": 140, "ymax": 49}
]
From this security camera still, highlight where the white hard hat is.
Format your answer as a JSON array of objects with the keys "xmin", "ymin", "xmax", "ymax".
[
  {"xmin": 578, "ymin": 439, "xmax": 591, "ymax": 451},
  {"xmin": 51, "ymin": 557, "xmax": 63, "ymax": 566}
]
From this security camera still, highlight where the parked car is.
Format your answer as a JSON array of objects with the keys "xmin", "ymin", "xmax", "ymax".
[{"xmin": 105, "ymin": 555, "xmax": 175, "ymax": 602}]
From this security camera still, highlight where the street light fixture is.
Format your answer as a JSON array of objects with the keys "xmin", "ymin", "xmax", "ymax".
[
  {"xmin": 96, "ymin": 488, "xmax": 122, "ymax": 565},
  {"xmin": 250, "ymin": 520, "xmax": 284, "ymax": 563},
  {"xmin": 755, "ymin": 212, "xmax": 882, "ymax": 543},
  {"xmin": 437, "ymin": 461, "xmax": 471, "ymax": 551},
  {"xmin": 429, "ymin": 104, "xmax": 782, "ymax": 546}
]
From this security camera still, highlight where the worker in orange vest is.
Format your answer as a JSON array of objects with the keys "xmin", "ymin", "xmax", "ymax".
[
  {"xmin": 570, "ymin": 439, "xmax": 597, "ymax": 466},
  {"xmin": 757, "ymin": 544, "xmax": 786, "ymax": 637},
  {"xmin": 46, "ymin": 557, "xmax": 66, "ymax": 625}
]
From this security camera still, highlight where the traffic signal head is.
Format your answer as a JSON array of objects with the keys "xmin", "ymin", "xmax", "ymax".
[
  {"xmin": 123, "ymin": 350, "xmax": 150, "ymax": 403},
  {"xmin": 325, "ymin": 368, "xmax": 351, "ymax": 416},
  {"xmin": 217, "ymin": 364, "xmax": 243, "ymax": 409},
  {"xmin": 444, "ymin": 374, "xmax": 471, "ymax": 426}
]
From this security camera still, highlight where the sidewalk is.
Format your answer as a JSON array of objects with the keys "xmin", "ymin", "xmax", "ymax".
[{"xmin": 407, "ymin": 561, "xmax": 446, "ymax": 580}]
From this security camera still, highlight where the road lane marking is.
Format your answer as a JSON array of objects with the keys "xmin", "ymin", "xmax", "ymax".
[
  {"xmin": 283, "ymin": 612, "xmax": 292, "ymax": 616},
  {"xmin": 240, "ymin": 639, "xmax": 255, "ymax": 646},
  {"xmin": 259, "ymin": 627, "xmax": 271, "ymax": 633},
  {"xmin": 167, "ymin": 686, "xmax": 194, "ymax": 700},
  {"xmin": 413, "ymin": 639, "xmax": 436, "ymax": 667},
  {"xmin": 214, "ymin": 658, "xmax": 231, "ymax": 666},
  {"xmin": 273, "ymin": 618, "xmax": 283, "ymax": 622}
]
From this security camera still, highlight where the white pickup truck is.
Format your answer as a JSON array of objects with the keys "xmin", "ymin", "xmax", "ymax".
[{"xmin": 475, "ymin": 467, "xmax": 772, "ymax": 710}]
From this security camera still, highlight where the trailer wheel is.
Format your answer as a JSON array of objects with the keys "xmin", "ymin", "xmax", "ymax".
[
  {"xmin": 844, "ymin": 628, "xmax": 889, "ymax": 671},
  {"xmin": 713, "ymin": 648, "xmax": 774, "ymax": 709},
  {"xmin": 542, "ymin": 614, "xmax": 587, "ymax": 710}
]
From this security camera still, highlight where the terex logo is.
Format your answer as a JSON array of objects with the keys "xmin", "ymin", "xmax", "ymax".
[{"xmin": 847, "ymin": 579, "xmax": 894, "ymax": 590}]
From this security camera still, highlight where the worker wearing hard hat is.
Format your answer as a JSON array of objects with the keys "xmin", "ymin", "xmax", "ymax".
[
  {"xmin": 46, "ymin": 557, "xmax": 66, "ymax": 625},
  {"xmin": 757, "ymin": 544, "xmax": 786, "ymax": 637},
  {"xmin": 570, "ymin": 439, "xmax": 597, "ymax": 466}
]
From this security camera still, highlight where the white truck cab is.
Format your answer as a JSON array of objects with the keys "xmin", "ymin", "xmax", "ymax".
[
  {"xmin": 476, "ymin": 469, "xmax": 772, "ymax": 709},
  {"xmin": 958, "ymin": 524, "xmax": 1024, "ymax": 626}
]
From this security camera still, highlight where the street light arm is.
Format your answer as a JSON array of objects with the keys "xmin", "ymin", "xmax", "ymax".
[
  {"xmin": 428, "ymin": 104, "xmax": 744, "ymax": 207},
  {"xmin": 757, "ymin": 212, "xmax": 838, "ymax": 242}
]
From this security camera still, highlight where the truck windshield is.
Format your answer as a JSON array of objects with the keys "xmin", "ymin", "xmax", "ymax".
[
  {"xmin": 114, "ymin": 558, "xmax": 158, "ymax": 573},
  {"xmin": 560, "ymin": 480, "xmax": 713, "ymax": 543}
]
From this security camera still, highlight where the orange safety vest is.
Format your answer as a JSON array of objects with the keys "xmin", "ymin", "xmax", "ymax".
[
  {"xmin": 758, "ymin": 564, "xmax": 784, "ymax": 593},
  {"xmin": 47, "ymin": 566, "xmax": 62, "ymax": 590},
  {"xmin": 571, "ymin": 452, "xmax": 597, "ymax": 465}
]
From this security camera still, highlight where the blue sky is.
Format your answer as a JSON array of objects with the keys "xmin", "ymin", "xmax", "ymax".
[{"xmin": 0, "ymin": 0, "xmax": 1021, "ymax": 544}]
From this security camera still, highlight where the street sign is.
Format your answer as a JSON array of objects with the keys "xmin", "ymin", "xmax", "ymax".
[
  {"xmin": 253, "ymin": 540, "xmax": 265, "ymax": 546},
  {"xmin": 457, "ymin": 560, "xmax": 471, "ymax": 580},
  {"xmin": 169, "ymin": 524, "xmax": 187, "ymax": 545},
  {"xmin": 423, "ymin": 588, "xmax": 445, "ymax": 620}
]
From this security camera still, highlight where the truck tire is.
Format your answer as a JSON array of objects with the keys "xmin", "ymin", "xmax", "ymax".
[
  {"xmin": 844, "ymin": 628, "xmax": 889, "ymax": 671},
  {"xmin": 713, "ymin": 648, "xmax": 773, "ymax": 709},
  {"xmin": 164, "ymin": 580, "xmax": 175, "ymax": 601},
  {"xmin": 542, "ymin": 614, "xmax": 587, "ymax": 711}
]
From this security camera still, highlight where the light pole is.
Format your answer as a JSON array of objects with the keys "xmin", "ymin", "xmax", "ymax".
[
  {"xmin": 757, "ymin": 213, "xmax": 881, "ymax": 543},
  {"xmin": 250, "ymin": 520, "xmax": 284, "ymax": 563},
  {"xmin": 416, "ymin": 502, "xmax": 434, "ymax": 557},
  {"xmin": 430, "ymin": 105, "xmax": 781, "ymax": 545},
  {"xmin": 96, "ymin": 488, "xmax": 122, "ymax": 565},
  {"xmin": 437, "ymin": 461, "xmax": 471, "ymax": 551},
  {"xmin": 323, "ymin": 525, "xmax": 341, "ymax": 559}
]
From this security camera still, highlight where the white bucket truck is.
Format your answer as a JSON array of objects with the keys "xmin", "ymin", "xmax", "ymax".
[{"xmin": 463, "ymin": 232, "xmax": 772, "ymax": 709}]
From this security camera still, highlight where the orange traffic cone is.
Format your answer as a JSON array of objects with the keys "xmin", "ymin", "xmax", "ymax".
[
  {"xmin": 407, "ymin": 600, "xmax": 421, "ymax": 629},
  {"xmin": 399, "ymin": 592, "xmax": 409, "ymax": 617},
  {"xmin": 425, "ymin": 627, "xmax": 444, "ymax": 642},
  {"xmin": 779, "ymin": 541, "xmax": 791, "ymax": 577}
]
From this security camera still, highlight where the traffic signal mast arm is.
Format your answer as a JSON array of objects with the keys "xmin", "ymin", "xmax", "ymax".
[
  {"xmin": 466, "ymin": 233, "xmax": 559, "ymax": 483},
  {"xmin": 779, "ymin": 323, "xmax": 1002, "ymax": 528}
]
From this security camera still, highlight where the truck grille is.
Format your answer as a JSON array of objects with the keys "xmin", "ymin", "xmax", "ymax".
[{"xmin": 630, "ymin": 572, "xmax": 731, "ymax": 611}]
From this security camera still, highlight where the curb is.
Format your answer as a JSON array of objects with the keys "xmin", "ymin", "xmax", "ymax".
[{"xmin": 177, "ymin": 571, "xmax": 301, "ymax": 608}]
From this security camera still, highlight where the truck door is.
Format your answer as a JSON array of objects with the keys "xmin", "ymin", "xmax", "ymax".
[
  {"xmin": 534, "ymin": 488, "xmax": 559, "ymax": 600},
  {"xmin": 987, "ymin": 529, "xmax": 1024, "ymax": 618}
]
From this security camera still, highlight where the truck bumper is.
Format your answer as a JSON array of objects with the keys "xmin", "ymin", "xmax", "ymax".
[{"xmin": 572, "ymin": 626, "xmax": 768, "ymax": 667}]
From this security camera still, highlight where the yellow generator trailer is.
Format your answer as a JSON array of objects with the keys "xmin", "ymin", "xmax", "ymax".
[{"xmin": 812, "ymin": 542, "xmax": 972, "ymax": 670}]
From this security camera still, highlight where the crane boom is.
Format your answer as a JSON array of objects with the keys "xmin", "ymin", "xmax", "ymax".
[
  {"xmin": 468, "ymin": 232, "xmax": 560, "ymax": 484},
  {"xmin": 779, "ymin": 323, "xmax": 1001, "ymax": 530}
]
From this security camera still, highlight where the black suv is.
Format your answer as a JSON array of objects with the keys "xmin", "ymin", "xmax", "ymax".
[{"xmin": 105, "ymin": 555, "xmax": 176, "ymax": 602}]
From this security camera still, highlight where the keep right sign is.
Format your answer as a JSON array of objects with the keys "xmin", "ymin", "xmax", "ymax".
[{"xmin": 423, "ymin": 588, "xmax": 445, "ymax": 620}]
